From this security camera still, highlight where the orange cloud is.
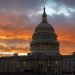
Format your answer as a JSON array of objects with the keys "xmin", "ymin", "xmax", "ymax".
[
  {"xmin": 0, "ymin": 13, "xmax": 33, "ymax": 54},
  {"xmin": 0, "ymin": 13, "xmax": 74, "ymax": 55},
  {"xmin": 55, "ymin": 25, "xmax": 75, "ymax": 55}
]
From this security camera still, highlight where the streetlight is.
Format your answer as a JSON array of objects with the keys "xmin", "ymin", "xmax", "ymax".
[{"xmin": 55, "ymin": 61, "xmax": 59, "ymax": 75}]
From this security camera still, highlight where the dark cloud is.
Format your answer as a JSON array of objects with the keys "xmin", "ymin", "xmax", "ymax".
[
  {"xmin": 49, "ymin": 0, "xmax": 75, "ymax": 8},
  {"xmin": 59, "ymin": 0, "xmax": 75, "ymax": 8},
  {"xmin": 0, "ymin": 0, "xmax": 46, "ymax": 13}
]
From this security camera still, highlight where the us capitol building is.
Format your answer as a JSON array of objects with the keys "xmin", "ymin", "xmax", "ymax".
[{"xmin": 0, "ymin": 8, "xmax": 75, "ymax": 75}]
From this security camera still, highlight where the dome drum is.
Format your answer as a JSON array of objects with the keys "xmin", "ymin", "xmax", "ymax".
[{"xmin": 32, "ymin": 32, "xmax": 57, "ymax": 40}]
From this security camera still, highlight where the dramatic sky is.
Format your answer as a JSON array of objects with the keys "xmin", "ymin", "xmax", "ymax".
[{"xmin": 0, "ymin": 0, "xmax": 75, "ymax": 55}]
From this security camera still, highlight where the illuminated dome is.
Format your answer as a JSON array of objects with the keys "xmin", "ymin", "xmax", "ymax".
[{"xmin": 30, "ymin": 7, "xmax": 59, "ymax": 55}]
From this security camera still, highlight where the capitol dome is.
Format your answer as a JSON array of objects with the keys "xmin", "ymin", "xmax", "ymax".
[
  {"xmin": 30, "ymin": 7, "xmax": 59, "ymax": 55},
  {"xmin": 35, "ymin": 21, "xmax": 54, "ymax": 32}
]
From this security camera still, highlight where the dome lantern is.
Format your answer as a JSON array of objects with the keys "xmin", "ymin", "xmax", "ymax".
[{"xmin": 42, "ymin": 7, "xmax": 47, "ymax": 22}]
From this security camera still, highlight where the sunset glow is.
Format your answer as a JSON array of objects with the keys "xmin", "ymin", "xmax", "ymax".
[{"xmin": 0, "ymin": 0, "xmax": 74, "ymax": 56}]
